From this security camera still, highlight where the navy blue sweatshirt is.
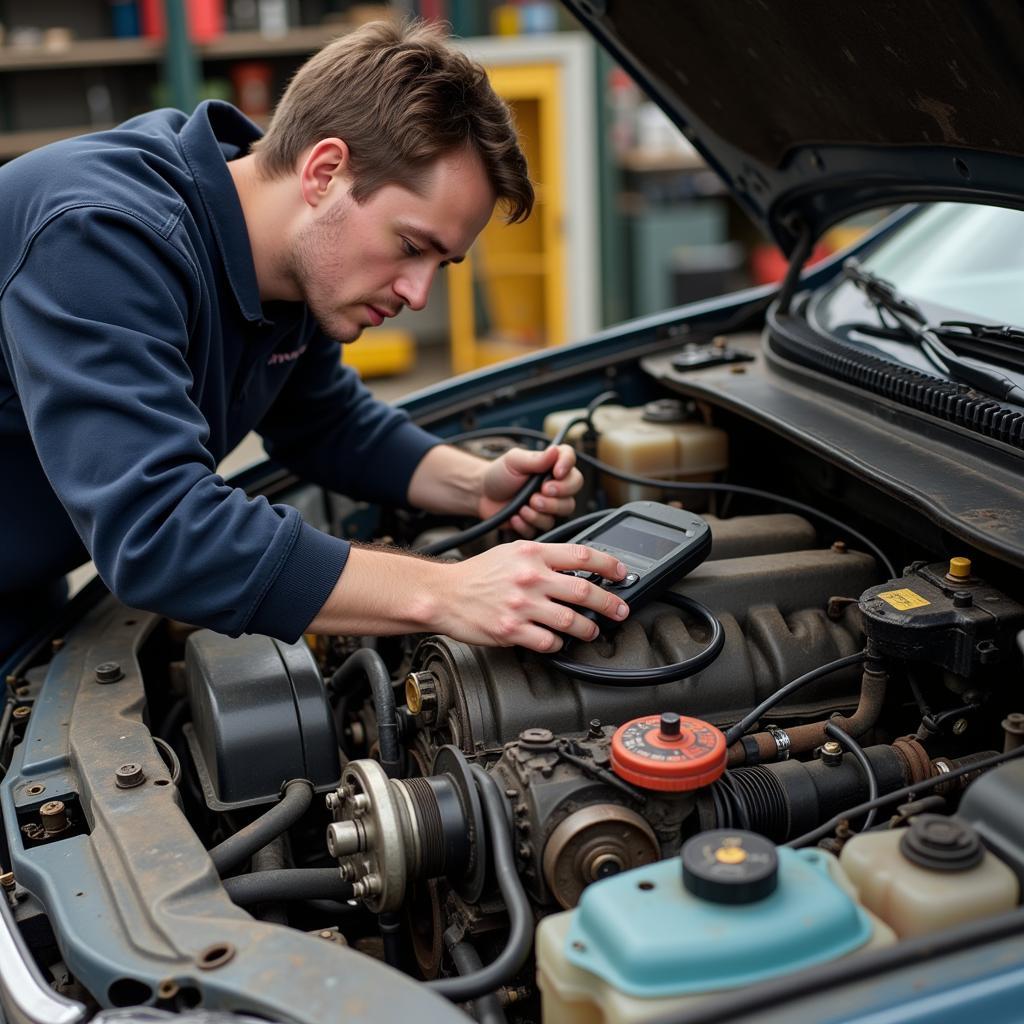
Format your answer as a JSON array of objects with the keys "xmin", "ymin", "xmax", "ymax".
[{"xmin": 0, "ymin": 101, "xmax": 441, "ymax": 652}]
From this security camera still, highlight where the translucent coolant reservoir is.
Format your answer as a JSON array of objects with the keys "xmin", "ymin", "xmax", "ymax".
[
  {"xmin": 840, "ymin": 815, "xmax": 1019, "ymax": 939},
  {"xmin": 543, "ymin": 401, "xmax": 728, "ymax": 504},
  {"xmin": 536, "ymin": 831, "xmax": 894, "ymax": 1024}
]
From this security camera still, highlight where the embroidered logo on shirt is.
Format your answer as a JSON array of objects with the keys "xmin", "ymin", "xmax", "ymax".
[{"xmin": 267, "ymin": 344, "xmax": 308, "ymax": 366}]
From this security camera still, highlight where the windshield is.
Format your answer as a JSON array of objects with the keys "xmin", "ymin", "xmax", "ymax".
[{"xmin": 821, "ymin": 203, "xmax": 1024, "ymax": 328}]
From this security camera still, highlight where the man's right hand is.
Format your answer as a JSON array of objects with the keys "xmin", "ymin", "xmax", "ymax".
[
  {"xmin": 436, "ymin": 540, "xmax": 630, "ymax": 652},
  {"xmin": 307, "ymin": 540, "xmax": 630, "ymax": 653}
]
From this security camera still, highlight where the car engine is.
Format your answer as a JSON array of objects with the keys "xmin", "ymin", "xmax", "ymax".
[{"xmin": 5, "ymin": 390, "xmax": 1024, "ymax": 1024}]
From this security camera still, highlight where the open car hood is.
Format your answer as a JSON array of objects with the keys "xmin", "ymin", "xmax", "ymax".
[{"xmin": 562, "ymin": 0, "xmax": 1024, "ymax": 253}]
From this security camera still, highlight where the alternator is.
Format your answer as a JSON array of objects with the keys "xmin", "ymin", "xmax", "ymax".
[{"xmin": 326, "ymin": 747, "xmax": 484, "ymax": 913}]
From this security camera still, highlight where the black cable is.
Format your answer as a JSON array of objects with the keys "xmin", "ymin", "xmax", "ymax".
[
  {"xmin": 427, "ymin": 766, "xmax": 533, "ymax": 1001},
  {"xmin": 250, "ymin": 835, "xmax": 288, "ymax": 926},
  {"xmin": 157, "ymin": 696, "xmax": 189, "ymax": 742},
  {"xmin": 221, "ymin": 868, "xmax": 354, "ymax": 907},
  {"xmin": 441, "ymin": 426, "xmax": 895, "ymax": 578},
  {"xmin": 548, "ymin": 592, "xmax": 724, "ymax": 685},
  {"xmin": 303, "ymin": 898, "xmax": 359, "ymax": 916},
  {"xmin": 823, "ymin": 722, "xmax": 879, "ymax": 831},
  {"xmin": 380, "ymin": 910, "xmax": 403, "ymax": 970},
  {"xmin": 787, "ymin": 743, "xmax": 1024, "ymax": 849},
  {"xmin": 329, "ymin": 649, "xmax": 401, "ymax": 779},
  {"xmin": 776, "ymin": 222, "xmax": 814, "ymax": 316},
  {"xmin": 536, "ymin": 518, "xmax": 725, "ymax": 684},
  {"xmin": 723, "ymin": 651, "xmax": 868, "ymax": 747},
  {"xmin": 208, "ymin": 779, "xmax": 313, "ymax": 876},
  {"xmin": 535, "ymin": 510, "xmax": 606, "ymax": 542},
  {"xmin": 417, "ymin": 391, "xmax": 619, "ymax": 557},
  {"xmin": 151, "ymin": 735, "xmax": 181, "ymax": 787},
  {"xmin": 446, "ymin": 936, "xmax": 509, "ymax": 1024}
]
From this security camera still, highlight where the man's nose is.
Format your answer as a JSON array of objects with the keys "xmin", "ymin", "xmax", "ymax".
[{"xmin": 395, "ymin": 266, "xmax": 434, "ymax": 311}]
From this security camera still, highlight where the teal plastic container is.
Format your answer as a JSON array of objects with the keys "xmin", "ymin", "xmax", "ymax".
[{"xmin": 564, "ymin": 846, "xmax": 874, "ymax": 998}]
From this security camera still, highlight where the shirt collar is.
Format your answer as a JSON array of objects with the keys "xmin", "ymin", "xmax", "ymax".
[{"xmin": 178, "ymin": 100, "xmax": 266, "ymax": 324}]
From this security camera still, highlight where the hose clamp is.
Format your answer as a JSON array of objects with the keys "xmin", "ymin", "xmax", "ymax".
[{"xmin": 766, "ymin": 725, "xmax": 791, "ymax": 761}]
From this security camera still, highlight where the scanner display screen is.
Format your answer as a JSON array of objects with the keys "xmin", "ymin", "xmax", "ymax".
[{"xmin": 590, "ymin": 515, "xmax": 683, "ymax": 560}]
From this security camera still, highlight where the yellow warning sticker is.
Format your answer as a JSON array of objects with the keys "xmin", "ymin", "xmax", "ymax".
[{"xmin": 878, "ymin": 589, "xmax": 931, "ymax": 611}]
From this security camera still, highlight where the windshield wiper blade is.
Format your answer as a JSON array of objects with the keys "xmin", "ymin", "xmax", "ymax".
[
  {"xmin": 842, "ymin": 259, "xmax": 1024, "ymax": 406},
  {"xmin": 939, "ymin": 320, "xmax": 1024, "ymax": 344},
  {"xmin": 842, "ymin": 260, "xmax": 925, "ymax": 322}
]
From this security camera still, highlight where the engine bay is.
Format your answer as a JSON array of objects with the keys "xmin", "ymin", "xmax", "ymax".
[{"xmin": 5, "ymin": 339, "xmax": 1024, "ymax": 1024}]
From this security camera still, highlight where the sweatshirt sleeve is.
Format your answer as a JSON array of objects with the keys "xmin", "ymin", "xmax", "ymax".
[
  {"xmin": 257, "ymin": 329, "xmax": 442, "ymax": 508},
  {"xmin": 0, "ymin": 206, "xmax": 348, "ymax": 642}
]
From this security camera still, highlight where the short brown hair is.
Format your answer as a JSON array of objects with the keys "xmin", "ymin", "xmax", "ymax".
[{"xmin": 252, "ymin": 19, "xmax": 534, "ymax": 223}]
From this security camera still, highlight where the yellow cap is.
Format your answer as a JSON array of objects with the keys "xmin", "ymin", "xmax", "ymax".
[
  {"xmin": 405, "ymin": 674, "xmax": 422, "ymax": 715},
  {"xmin": 948, "ymin": 557, "xmax": 972, "ymax": 579},
  {"xmin": 715, "ymin": 846, "xmax": 748, "ymax": 865}
]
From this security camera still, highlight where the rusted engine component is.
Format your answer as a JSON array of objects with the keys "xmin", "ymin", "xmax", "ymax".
[
  {"xmin": 726, "ymin": 662, "xmax": 889, "ymax": 767},
  {"xmin": 488, "ymin": 727, "xmax": 695, "ymax": 910},
  {"xmin": 542, "ymin": 804, "xmax": 659, "ymax": 910},
  {"xmin": 19, "ymin": 798, "xmax": 74, "ymax": 844},
  {"xmin": 407, "ymin": 517, "xmax": 876, "ymax": 756}
]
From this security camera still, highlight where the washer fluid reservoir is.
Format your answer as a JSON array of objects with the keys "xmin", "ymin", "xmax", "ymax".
[
  {"xmin": 536, "ymin": 830, "xmax": 894, "ymax": 1024},
  {"xmin": 543, "ymin": 401, "xmax": 728, "ymax": 504},
  {"xmin": 840, "ymin": 815, "xmax": 1019, "ymax": 938}
]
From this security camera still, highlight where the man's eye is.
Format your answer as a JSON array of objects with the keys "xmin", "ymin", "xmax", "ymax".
[{"xmin": 401, "ymin": 238, "xmax": 422, "ymax": 258}]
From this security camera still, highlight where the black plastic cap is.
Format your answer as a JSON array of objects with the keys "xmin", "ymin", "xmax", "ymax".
[
  {"xmin": 682, "ymin": 829, "xmax": 779, "ymax": 905},
  {"xmin": 659, "ymin": 712, "xmax": 682, "ymax": 738},
  {"xmin": 899, "ymin": 814, "xmax": 983, "ymax": 872}
]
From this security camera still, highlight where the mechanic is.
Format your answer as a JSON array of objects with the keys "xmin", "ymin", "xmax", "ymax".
[{"xmin": 0, "ymin": 19, "xmax": 630, "ymax": 667}]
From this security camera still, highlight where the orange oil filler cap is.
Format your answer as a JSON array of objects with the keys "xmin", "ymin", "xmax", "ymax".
[{"xmin": 610, "ymin": 713, "xmax": 727, "ymax": 792}]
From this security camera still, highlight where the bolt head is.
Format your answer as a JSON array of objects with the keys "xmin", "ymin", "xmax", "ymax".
[
  {"xmin": 114, "ymin": 763, "xmax": 145, "ymax": 788},
  {"xmin": 952, "ymin": 718, "xmax": 969, "ymax": 736},
  {"xmin": 12, "ymin": 706, "xmax": 30, "ymax": 719},
  {"xmin": 40, "ymin": 801, "xmax": 68, "ymax": 832},
  {"xmin": 821, "ymin": 740, "xmax": 844, "ymax": 766},
  {"xmin": 519, "ymin": 727, "xmax": 555, "ymax": 746},
  {"xmin": 95, "ymin": 662, "xmax": 124, "ymax": 684},
  {"xmin": 327, "ymin": 821, "xmax": 363, "ymax": 858}
]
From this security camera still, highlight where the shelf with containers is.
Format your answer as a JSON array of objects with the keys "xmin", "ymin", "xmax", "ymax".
[{"xmin": 0, "ymin": 0, "xmax": 348, "ymax": 163}]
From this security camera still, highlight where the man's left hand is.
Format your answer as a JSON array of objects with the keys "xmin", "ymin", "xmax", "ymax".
[{"xmin": 478, "ymin": 444, "xmax": 582, "ymax": 537}]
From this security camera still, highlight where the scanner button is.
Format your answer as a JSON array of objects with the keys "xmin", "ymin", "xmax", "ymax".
[{"xmin": 611, "ymin": 573, "xmax": 640, "ymax": 589}]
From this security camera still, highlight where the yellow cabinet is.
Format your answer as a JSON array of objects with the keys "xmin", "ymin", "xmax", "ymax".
[{"xmin": 449, "ymin": 63, "xmax": 565, "ymax": 373}]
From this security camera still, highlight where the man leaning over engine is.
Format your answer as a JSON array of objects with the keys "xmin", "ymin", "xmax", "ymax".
[{"xmin": 0, "ymin": 19, "xmax": 630, "ymax": 664}]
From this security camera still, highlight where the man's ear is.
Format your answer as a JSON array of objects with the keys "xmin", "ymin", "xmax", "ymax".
[{"xmin": 298, "ymin": 138, "xmax": 351, "ymax": 208}]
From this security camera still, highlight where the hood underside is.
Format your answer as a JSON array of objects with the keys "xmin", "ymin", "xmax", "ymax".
[{"xmin": 563, "ymin": 0, "xmax": 1024, "ymax": 252}]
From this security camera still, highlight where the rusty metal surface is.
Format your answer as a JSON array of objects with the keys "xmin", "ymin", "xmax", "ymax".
[{"xmin": 0, "ymin": 597, "xmax": 463, "ymax": 1023}]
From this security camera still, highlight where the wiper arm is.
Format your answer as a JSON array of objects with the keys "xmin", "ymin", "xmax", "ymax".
[
  {"xmin": 842, "ymin": 259, "xmax": 1024, "ymax": 405},
  {"xmin": 939, "ymin": 320, "xmax": 1024, "ymax": 344}
]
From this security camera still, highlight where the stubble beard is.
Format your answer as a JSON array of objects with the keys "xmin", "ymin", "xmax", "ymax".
[{"xmin": 286, "ymin": 200, "xmax": 364, "ymax": 343}]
